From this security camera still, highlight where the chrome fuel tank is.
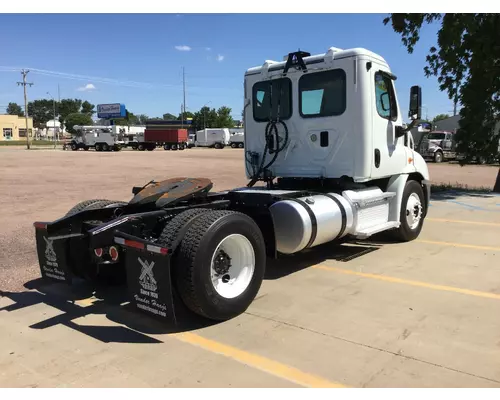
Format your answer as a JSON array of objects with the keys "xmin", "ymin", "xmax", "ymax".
[{"xmin": 269, "ymin": 193, "xmax": 354, "ymax": 254}]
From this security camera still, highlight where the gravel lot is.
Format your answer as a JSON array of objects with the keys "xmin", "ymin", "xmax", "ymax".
[{"xmin": 0, "ymin": 146, "xmax": 498, "ymax": 292}]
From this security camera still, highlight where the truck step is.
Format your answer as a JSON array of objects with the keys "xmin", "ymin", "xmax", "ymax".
[{"xmin": 354, "ymin": 221, "xmax": 400, "ymax": 239}]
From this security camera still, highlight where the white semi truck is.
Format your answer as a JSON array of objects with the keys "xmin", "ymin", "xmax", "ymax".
[{"xmin": 35, "ymin": 47, "xmax": 430, "ymax": 323}]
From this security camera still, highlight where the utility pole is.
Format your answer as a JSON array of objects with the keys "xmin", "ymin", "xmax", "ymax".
[
  {"xmin": 47, "ymin": 92, "xmax": 56, "ymax": 149},
  {"xmin": 181, "ymin": 66, "xmax": 188, "ymax": 131},
  {"xmin": 17, "ymin": 69, "xmax": 33, "ymax": 150}
]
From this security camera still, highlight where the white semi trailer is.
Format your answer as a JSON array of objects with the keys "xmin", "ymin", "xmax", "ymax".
[{"xmin": 195, "ymin": 128, "xmax": 231, "ymax": 148}]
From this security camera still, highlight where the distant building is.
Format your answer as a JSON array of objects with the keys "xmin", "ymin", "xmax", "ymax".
[
  {"xmin": 0, "ymin": 115, "xmax": 33, "ymax": 141},
  {"xmin": 433, "ymin": 115, "xmax": 461, "ymax": 132}
]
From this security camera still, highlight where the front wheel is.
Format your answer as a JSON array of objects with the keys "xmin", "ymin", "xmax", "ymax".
[
  {"xmin": 172, "ymin": 210, "xmax": 266, "ymax": 321},
  {"xmin": 434, "ymin": 151, "xmax": 443, "ymax": 163},
  {"xmin": 392, "ymin": 180, "xmax": 425, "ymax": 242}
]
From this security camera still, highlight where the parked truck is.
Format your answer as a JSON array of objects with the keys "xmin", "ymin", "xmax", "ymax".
[
  {"xmin": 68, "ymin": 125, "xmax": 122, "ymax": 152},
  {"xmin": 195, "ymin": 128, "xmax": 230, "ymax": 148},
  {"xmin": 34, "ymin": 47, "xmax": 430, "ymax": 324},
  {"xmin": 229, "ymin": 131, "xmax": 245, "ymax": 148},
  {"xmin": 131, "ymin": 128, "xmax": 189, "ymax": 151},
  {"xmin": 418, "ymin": 130, "xmax": 457, "ymax": 163}
]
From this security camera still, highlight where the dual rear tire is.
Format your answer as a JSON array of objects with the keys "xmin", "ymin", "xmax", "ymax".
[{"xmin": 158, "ymin": 209, "xmax": 266, "ymax": 321}]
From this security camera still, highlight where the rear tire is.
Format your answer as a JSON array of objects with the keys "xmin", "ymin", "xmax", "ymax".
[
  {"xmin": 238, "ymin": 143, "xmax": 244, "ymax": 148},
  {"xmin": 231, "ymin": 143, "xmax": 237, "ymax": 148},
  {"xmin": 138, "ymin": 143, "xmax": 145, "ymax": 151},
  {"xmin": 171, "ymin": 144, "xmax": 178, "ymax": 150},
  {"xmin": 102, "ymin": 143, "xmax": 110, "ymax": 152},
  {"xmin": 172, "ymin": 210, "xmax": 266, "ymax": 321},
  {"xmin": 95, "ymin": 143, "xmax": 102, "ymax": 152},
  {"xmin": 71, "ymin": 143, "xmax": 78, "ymax": 151},
  {"xmin": 164, "ymin": 144, "xmax": 170, "ymax": 150},
  {"xmin": 392, "ymin": 180, "xmax": 425, "ymax": 242},
  {"xmin": 65, "ymin": 199, "xmax": 110, "ymax": 217}
]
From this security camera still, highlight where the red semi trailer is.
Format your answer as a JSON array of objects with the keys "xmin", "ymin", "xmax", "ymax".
[{"xmin": 135, "ymin": 128, "xmax": 189, "ymax": 151}]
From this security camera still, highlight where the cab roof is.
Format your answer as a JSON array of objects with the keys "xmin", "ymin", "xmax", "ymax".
[{"xmin": 245, "ymin": 47, "xmax": 389, "ymax": 76}]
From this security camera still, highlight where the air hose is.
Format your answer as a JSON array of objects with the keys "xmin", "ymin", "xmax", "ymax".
[{"xmin": 247, "ymin": 80, "xmax": 289, "ymax": 187}]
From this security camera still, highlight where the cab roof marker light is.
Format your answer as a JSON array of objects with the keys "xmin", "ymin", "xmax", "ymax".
[{"xmin": 34, "ymin": 222, "xmax": 47, "ymax": 229}]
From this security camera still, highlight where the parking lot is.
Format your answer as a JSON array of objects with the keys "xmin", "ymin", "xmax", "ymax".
[{"xmin": 1, "ymin": 147, "xmax": 499, "ymax": 387}]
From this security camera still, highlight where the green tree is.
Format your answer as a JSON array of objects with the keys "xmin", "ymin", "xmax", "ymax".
[
  {"xmin": 65, "ymin": 113, "xmax": 93, "ymax": 134},
  {"xmin": 58, "ymin": 99, "xmax": 83, "ymax": 126},
  {"xmin": 114, "ymin": 110, "xmax": 139, "ymax": 126},
  {"xmin": 178, "ymin": 111, "xmax": 195, "ymax": 120},
  {"xmin": 162, "ymin": 113, "xmax": 177, "ymax": 120},
  {"xmin": 216, "ymin": 106, "xmax": 234, "ymax": 128},
  {"xmin": 27, "ymin": 99, "xmax": 57, "ymax": 128},
  {"xmin": 137, "ymin": 114, "xmax": 149, "ymax": 125},
  {"xmin": 192, "ymin": 106, "xmax": 218, "ymax": 130},
  {"xmin": 81, "ymin": 100, "xmax": 95, "ymax": 116},
  {"xmin": 432, "ymin": 114, "xmax": 450, "ymax": 124},
  {"xmin": 6, "ymin": 102, "xmax": 24, "ymax": 116},
  {"xmin": 383, "ymin": 13, "xmax": 500, "ymax": 192}
]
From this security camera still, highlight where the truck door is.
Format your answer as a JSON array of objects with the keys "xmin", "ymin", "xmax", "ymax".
[{"xmin": 371, "ymin": 69, "xmax": 408, "ymax": 177}]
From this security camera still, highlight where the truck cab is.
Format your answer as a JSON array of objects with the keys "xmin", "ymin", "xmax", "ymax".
[{"xmin": 243, "ymin": 47, "xmax": 428, "ymax": 184}]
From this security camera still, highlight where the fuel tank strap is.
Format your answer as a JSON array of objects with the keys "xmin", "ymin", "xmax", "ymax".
[
  {"xmin": 321, "ymin": 193, "xmax": 347, "ymax": 239},
  {"xmin": 286, "ymin": 198, "xmax": 317, "ymax": 249}
]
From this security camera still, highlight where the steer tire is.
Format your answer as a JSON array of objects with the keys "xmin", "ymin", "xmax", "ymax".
[
  {"xmin": 391, "ymin": 180, "xmax": 426, "ymax": 242},
  {"xmin": 172, "ymin": 210, "xmax": 266, "ymax": 321}
]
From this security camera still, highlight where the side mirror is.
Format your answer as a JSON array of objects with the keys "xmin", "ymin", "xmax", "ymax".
[{"xmin": 408, "ymin": 85, "xmax": 422, "ymax": 121}]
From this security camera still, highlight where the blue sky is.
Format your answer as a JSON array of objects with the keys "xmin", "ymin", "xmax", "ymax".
[{"xmin": 0, "ymin": 13, "xmax": 453, "ymax": 121}]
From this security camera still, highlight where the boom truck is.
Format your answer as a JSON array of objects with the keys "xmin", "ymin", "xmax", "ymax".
[{"xmin": 33, "ymin": 48, "xmax": 430, "ymax": 323}]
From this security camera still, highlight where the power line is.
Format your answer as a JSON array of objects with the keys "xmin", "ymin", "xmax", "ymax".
[{"xmin": 16, "ymin": 69, "xmax": 33, "ymax": 150}]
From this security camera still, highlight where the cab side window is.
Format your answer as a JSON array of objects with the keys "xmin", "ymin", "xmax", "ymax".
[{"xmin": 375, "ymin": 72, "xmax": 397, "ymax": 121}]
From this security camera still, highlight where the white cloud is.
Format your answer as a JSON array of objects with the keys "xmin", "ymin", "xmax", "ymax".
[
  {"xmin": 77, "ymin": 83, "xmax": 96, "ymax": 91},
  {"xmin": 216, "ymin": 54, "xmax": 225, "ymax": 62},
  {"xmin": 205, "ymin": 47, "xmax": 212, "ymax": 51},
  {"xmin": 175, "ymin": 45, "xmax": 191, "ymax": 51}
]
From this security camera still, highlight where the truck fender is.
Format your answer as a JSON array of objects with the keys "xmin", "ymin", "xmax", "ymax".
[
  {"xmin": 387, "ymin": 173, "xmax": 430, "ymax": 223},
  {"xmin": 386, "ymin": 174, "xmax": 409, "ymax": 223}
]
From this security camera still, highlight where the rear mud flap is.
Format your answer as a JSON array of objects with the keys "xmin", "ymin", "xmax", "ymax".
[
  {"xmin": 34, "ymin": 224, "xmax": 77, "ymax": 284},
  {"xmin": 114, "ymin": 232, "xmax": 177, "ymax": 324}
]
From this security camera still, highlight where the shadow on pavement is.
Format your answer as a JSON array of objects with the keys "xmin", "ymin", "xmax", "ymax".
[
  {"xmin": 0, "ymin": 277, "xmax": 220, "ymax": 345},
  {"xmin": 265, "ymin": 240, "xmax": 381, "ymax": 280}
]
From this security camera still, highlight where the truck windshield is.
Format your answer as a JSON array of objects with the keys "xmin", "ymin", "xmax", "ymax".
[
  {"xmin": 427, "ymin": 133, "xmax": 446, "ymax": 140},
  {"xmin": 252, "ymin": 78, "xmax": 292, "ymax": 122}
]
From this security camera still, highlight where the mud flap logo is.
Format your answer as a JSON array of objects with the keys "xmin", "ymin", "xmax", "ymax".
[
  {"xmin": 44, "ymin": 237, "xmax": 57, "ymax": 263},
  {"xmin": 138, "ymin": 257, "xmax": 157, "ymax": 292}
]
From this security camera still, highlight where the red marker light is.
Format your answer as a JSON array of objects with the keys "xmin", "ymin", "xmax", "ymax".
[
  {"xmin": 109, "ymin": 246, "xmax": 119, "ymax": 261},
  {"xmin": 94, "ymin": 248, "xmax": 103, "ymax": 257},
  {"xmin": 124, "ymin": 240, "xmax": 145, "ymax": 250}
]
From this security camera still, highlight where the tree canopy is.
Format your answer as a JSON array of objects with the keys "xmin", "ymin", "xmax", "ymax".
[
  {"xmin": 6, "ymin": 102, "xmax": 24, "ymax": 117},
  {"xmin": 65, "ymin": 113, "xmax": 93, "ymax": 134},
  {"xmin": 383, "ymin": 13, "xmax": 500, "ymax": 191}
]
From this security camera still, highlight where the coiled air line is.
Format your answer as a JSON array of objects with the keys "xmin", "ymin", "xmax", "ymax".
[{"xmin": 247, "ymin": 79, "xmax": 289, "ymax": 187}]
